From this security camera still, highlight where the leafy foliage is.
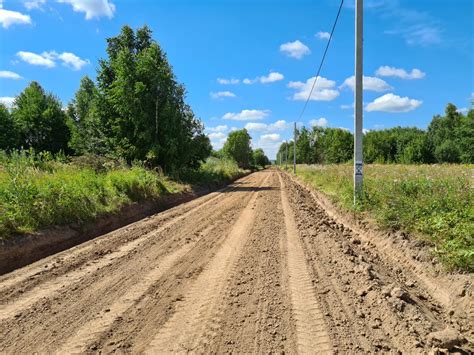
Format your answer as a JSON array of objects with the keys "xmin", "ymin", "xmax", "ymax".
[
  {"xmin": 277, "ymin": 104, "xmax": 473, "ymax": 165},
  {"xmin": 11, "ymin": 82, "xmax": 70, "ymax": 154},
  {"xmin": 253, "ymin": 148, "xmax": 270, "ymax": 168},
  {"xmin": 222, "ymin": 129, "xmax": 253, "ymax": 169}
]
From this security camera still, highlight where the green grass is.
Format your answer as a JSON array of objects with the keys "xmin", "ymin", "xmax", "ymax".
[
  {"xmin": 178, "ymin": 157, "xmax": 247, "ymax": 186},
  {"xmin": 0, "ymin": 151, "xmax": 245, "ymax": 240},
  {"xmin": 0, "ymin": 151, "xmax": 183, "ymax": 239},
  {"xmin": 285, "ymin": 164, "xmax": 474, "ymax": 272}
]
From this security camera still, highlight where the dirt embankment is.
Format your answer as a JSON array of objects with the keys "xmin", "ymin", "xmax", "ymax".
[{"xmin": 0, "ymin": 170, "xmax": 472, "ymax": 353}]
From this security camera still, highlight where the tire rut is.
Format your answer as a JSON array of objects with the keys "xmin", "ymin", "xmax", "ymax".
[
  {"xmin": 144, "ymin": 172, "xmax": 271, "ymax": 353},
  {"xmin": 278, "ymin": 173, "xmax": 333, "ymax": 354}
]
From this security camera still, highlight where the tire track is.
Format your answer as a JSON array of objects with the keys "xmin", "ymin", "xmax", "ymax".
[
  {"xmin": 0, "ymin": 177, "xmax": 259, "ymax": 321},
  {"xmin": 0, "ymin": 174, "xmax": 256, "ymax": 296},
  {"xmin": 278, "ymin": 173, "xmax": 333, "ymax": 354},
  {"xmin": 145, "ymin": 172, "xmax": 271, "ymax": 353}
]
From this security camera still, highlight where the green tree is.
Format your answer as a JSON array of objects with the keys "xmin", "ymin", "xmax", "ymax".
[
  {"xmin": 296, "ymin": 127, "xmax": 312, "ymax": 163},
  {"xmin": 67, "ymin": 76, "xmax": 107, "ymax": 155},
  {"xmin": 12, "ymin": 81, "xmax": 70, "ymax": 153},
  {"xmin": 223, "ymin": 129, "xmax": 253, "ymax": 168},
  {"xmin": 427, "ymin": 103, "xmax": 462, "ymax": 163},
  {"xmin": 253, "ymin": 148, "xmax": 270, "ymax": 168},
  {"xmin": 95, "ymin": 25, "xmax": 210, "ymax": 170},
  {"xmin": 0, "ymin": 104, "xmax": 18, "ymax": 150}
]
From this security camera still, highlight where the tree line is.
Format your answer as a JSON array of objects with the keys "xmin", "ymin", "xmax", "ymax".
[
  {"xmin": 0, "ymin": 25, "xmax": 213, "ymax": 172},
  {"xmin": 277, "ymin": 104, "xmax": 473, "ymax": 165}
]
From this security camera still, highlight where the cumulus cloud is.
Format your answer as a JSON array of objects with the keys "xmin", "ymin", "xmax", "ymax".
[
  {"xmin": 208, "ymin": 132, "xmax": 226, "ymax": 140},
  {"xmin": 244, "ymin": 120, "xmax": 289, "ymax": 132},
  {"xmin": 57, "ymin": 52, "xmax": 89, "ymax": 70},
  {"xmin": 315, "ymin": 31, "xmax": 330, "ymax": 40},
  {"xmin": 288, "ymin": 76, "xmax": 339, "ymax": 101},
  {"xmin": 207, "ymin": 125, "xmax": 228, "ymax": 133},
  {"xmin": 0, "ymin": 97, "xmax": 15, "ymax": 108},
  {"xmin": 260, "ymin": 133, "xmax": 281, "ymax": 142},
  {"xmin": 217, "ymin": 78, "xmax": 239, "ymax": 85},
  {"xmin": 57, "ymin": 0, "xmax": 115, "ymax": 19},
  {"xmin": 16, "ymin": 51, "xmax": 56, "ymax": 68},
  {"xmin": 457, "ymin": 107, "xmax": 468, "ymax": 114},
  {"xmin": 0, "ymin": 70, "xmax": 22, "ymax": 79},
  {"xmin": 210, "ymin": 91, "xmax": 236, "ymax": 99},
  {"xmin": 243, "ymin": 71, "xmax": 284, "ymax": 85},
  {"xmin": 279, "ymin": 40, "xmax": 310, "ymax": 59},
  {"xmin": 259, "ymin": 71, "xmax": 284, "ymax": 84},
  {"xmin": 309, "ymin": 118, "xmax": 328, "ymax": 127},
  {"xmin": 375, "ymin": 66, "xmax": 425, "ymax": 79},
  {"xmin": 0, "ymin": 6, "xmax": 31, "ymax": 28},
  {"xmin": 16, "ymin": 50, "xmax": 89, "ymax": 70},
  {"xmin": 222, "ymin": 109, "xmax": 270, "ymax": 121},
  {"xmin": 340, "ymin": 75, "xmax": 392, "ymax": 92},
  {"xmin": 365, "ymin": 93, "xmax": 422, "ymax": 112}
]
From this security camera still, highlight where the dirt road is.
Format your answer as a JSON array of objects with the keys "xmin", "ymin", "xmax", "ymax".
[{"xmin": 0, "ymin": 170, "xmax": 471, "ymax": 353}]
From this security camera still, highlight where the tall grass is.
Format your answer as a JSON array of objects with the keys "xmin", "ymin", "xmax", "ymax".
[
  {"xmin": 0, "ymin": 151, "xmax": 182, "ymax": 239},
  {"xmin": 0, "ymin": 152, "xmax": 245, "ymax": 240},
  {"xmin": 291, "ymin": 164, "xmax": 474, "ymax": 272},
  {"xmin": 178, "ymin": 157, "xmax": 246, "ymax": 186}
]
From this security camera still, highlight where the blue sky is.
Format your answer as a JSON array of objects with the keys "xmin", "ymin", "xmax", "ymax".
[{"xmin": 0, "ymin": 0, "xmax": 472, "ymax": 158}]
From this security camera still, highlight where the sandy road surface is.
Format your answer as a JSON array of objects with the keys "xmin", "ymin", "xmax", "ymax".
[{"xmin": 0, "ymin": 169, "xmax": 471, "ymax": 353}]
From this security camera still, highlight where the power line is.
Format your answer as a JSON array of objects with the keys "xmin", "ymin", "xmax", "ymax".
[{"xmin": 297, "ymin": 0, "xmax": 345, "ymax": 122}]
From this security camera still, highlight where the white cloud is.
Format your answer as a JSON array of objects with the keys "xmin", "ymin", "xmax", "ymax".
[
  {"xmin": 16, "ymin": 51, "xmax": 56, "ymax": 68},
  {"xmin": 244, "ymin": 120, "xmax": 289, "ymax": 132},
  {"xmin": 260, "ymin": 133, "xmax": 281, "ymax": 142},
  {"xmin": 309, "ymin": 118, "xmax": 328, "ymax": 127},
  {"xmin": 375, "ymin": 66, "xmax": 425, "ymax": 79},
  {"xmin": 57, "ymin": 52, "xmax": 89, "ymax": 70},
  {"xmin": 217, "ymin": 78, "xmax": 239, "ymax": 85},
  {"xmin": 207, "ymin": 125, "xmax": 228, "ymax": 133},
  {"xmin": 0, "ymin": 7, "xmax": 31, "ymax": 28},
  {"xmin": 288, "ymin": 76, "xmax": 339, "ymax": 101},
  {"xmin": 279, "ymin": 40, "xmax": 310, "ymax": 59},
  {"xmin": 243, "ymin": 71, "xmax": 284, "ymax": 85},
  {"xmin": 457, "ymin": 107, "xmax": 468, "ymax": 114},
  {"xmin": 386, "ymin": 25, "xmax": 442, "ymax": 46},
  {"xmin": 365, "ymin": 93, "xmax": 422, "ymax": 112},
  {"xmin": 340, "ymin": 75, "xmax": 392, "ymax": 92},
  {"xmin": 0, "ymin": 97, "xmax": 15, "ymax": 108},
  {"xmin": 24, "ymin": 0, "xmax": 46, "ymax": 10},
  {"xmin": 222, "ymin": 109, "xmax": 270, "ymax": 121},
  {"xmin": 244, "ymin": 122, "xmax": 267, "ymax": 131},
  {"xmin": 315, "ymin": 31, "xmax": 330, "ymax": 40},
  {"xmin": 16, "ymin": 50, "xmax": 88, "ymax": 70},
  {"xmin": 210, "ymin": 91, "xmax": 236, "ymax": 99},
  {"xmin": 0, "ymin": 70, "xmax": 22, "ymax": 79},
  {"xmin": 57, "ymin": 0, "xmax": 115, "ymax": 19},
  {"xmin": 208, "ymin": 132, "xmax": 226, "ymax": 140},
  {"xmin": 259, "ymin": 71, "xmax": 284, "ymax": 84},
  {"xmin": 363, "ymin": 128, "xmax": 371, "ymax": 134}
]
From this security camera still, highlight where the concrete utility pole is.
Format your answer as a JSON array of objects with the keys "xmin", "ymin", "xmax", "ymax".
[
  {"xmin": 285, "ymin": 141, "xmax": 288, "ymax": 170},
  {"xmin": 354, "ymin": 0, "xmax": 363, "ymax": 204},
  {"xmin": 293, "ymin": 122, "xmax": 297, "ymax": 174}
]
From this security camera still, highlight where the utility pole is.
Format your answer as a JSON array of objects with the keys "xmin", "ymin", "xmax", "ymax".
[
  {"xmin": 285, "ymin": 141, "xmax": 288, "ymax": 170},
  {"xmin": 354, "ymin": 0, "xmax": 363, "ymax": 204},
  {"xmin": 293, "ymin": 122, "xmax": 296, "ymax": 174}
]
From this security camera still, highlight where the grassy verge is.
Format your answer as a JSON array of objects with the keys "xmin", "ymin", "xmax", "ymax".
[
  {"xmin": 284, "ymin": 164, "xmax": 473, "ymax": 272},
  {"xmin": 0, "ymin": 152, "xmax": 244, "ymax": 240},
  {"xmin": 178, "ymin": 157, "xmax": 247, "ymax": 186}
]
